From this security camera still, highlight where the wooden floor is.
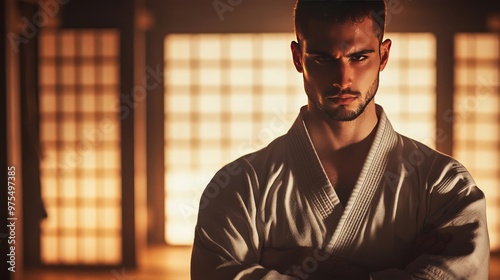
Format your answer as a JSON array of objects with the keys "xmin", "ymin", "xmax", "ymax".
[
  {"xmin": 23, "ymin": 246, "xmax": 191, "ymax": 280},
  {"xmin": 21, "ymin": 246, "xmax": 500, "ymax": 279}
]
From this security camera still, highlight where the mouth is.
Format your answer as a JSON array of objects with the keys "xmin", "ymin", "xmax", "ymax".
[{"xmin": 327, "ymin": 94, "xmax": 358, "ymax": 105}]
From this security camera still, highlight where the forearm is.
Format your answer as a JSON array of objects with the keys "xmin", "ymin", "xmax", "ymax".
[
  {"xmin": 191, "ymin": 244, "xmax": 296, "ymax": 280},
  {"xmin": 261, "ymin": 247, "xmax": 370, "ymax": 280},
  {"xmin": 370, "ymin": 219, "xmax": 489, "ymax": 280}
]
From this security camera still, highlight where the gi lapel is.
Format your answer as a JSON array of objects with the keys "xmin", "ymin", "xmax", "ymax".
[
  {"xmin": 324, "ymin": 105, "xmax": 399, "ymax": 256},
  {"xmin": 286, "ymin": 108, "xmax": 340, "ymax": 220}
]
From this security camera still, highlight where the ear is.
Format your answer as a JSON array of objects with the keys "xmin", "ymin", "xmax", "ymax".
[
  {"xmin": 379, "ymin": 39, "xmax": 392, "ymax": 72},
  {"xmin": 291, "ymin": 41, "xmax": 304, "ymax": 73}
]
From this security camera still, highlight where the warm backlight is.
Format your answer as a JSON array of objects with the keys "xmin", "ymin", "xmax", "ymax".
[
  {"xmin": 454, "ymin": 34, "xmax": 500, "ymax": 250},
  {"xmin": 163, "ymin": 33, "xmax": 437, "ymax": 245},
  {"xmin": 39, "ymin": 29, "xmax": 122, "ymax": 264}
]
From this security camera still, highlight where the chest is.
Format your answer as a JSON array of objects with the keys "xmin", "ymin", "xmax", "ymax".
[
  {"xmin": 320, "ymin": 156, "xmax": 364, "ymax": 206},
  {"xmin": 261, "ymin": 171, "xmax": 419, "ymax": 271}
]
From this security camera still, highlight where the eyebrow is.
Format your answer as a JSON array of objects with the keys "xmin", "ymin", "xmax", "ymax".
[
  {"xmin": 348, "ymin": 49, "xmax": 376, "ymax": 56},
  {"xmin": 306, "ymin": 49, "xmax": 376, "ymax": 57}
]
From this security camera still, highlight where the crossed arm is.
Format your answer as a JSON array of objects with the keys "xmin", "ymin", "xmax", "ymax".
[
  {"xmin": 192, "ymin": 161, "xmax": 489, "ymax": 279},
  {"xmin": 260, "ymin": 225, "xmax": 453, "ymax": 280}
]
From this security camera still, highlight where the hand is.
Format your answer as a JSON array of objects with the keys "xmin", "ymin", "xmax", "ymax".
[
  {"xmin": 260, "ymin": 246, "xmax": 307, "ymax": 274},
  {"xmin": 260, "ymin": 246, "xmax": 370, "ymax": 280},
  {"xmin": 406, "ymin": 224, "xmax": 453, "ymax": 265}
]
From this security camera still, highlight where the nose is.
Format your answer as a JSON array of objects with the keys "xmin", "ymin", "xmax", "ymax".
[{"xmin": 332, "ymin": 61, "xmax": 352, "ymax": 90}]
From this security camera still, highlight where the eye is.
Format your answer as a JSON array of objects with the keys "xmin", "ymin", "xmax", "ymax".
[
  {"xmin": 350, "ymin": 55, "xmax": 368, "ymax": 62},
  {"xmin": 314, "ymin": 56, "xmax": 334, "ymax": 63}
]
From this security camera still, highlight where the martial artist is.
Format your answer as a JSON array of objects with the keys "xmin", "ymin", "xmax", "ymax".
[{"xmin": 191, "ymin": 0, "xmax": 490, "ymax": 279}]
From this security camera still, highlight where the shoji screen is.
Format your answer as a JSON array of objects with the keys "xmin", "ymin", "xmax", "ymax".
[
  {"xmin": 38, "ymin": 29, "xmax": 122, "ymax": 264},
  {"xmin": 163, "ymin": 33, "xmax": 437, "ymax": 245},
  {"xmin": 454, "ymin": 33, "xmax": 500, "ymax": 250}
]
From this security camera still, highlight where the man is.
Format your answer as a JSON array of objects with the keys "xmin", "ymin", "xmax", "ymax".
[{"xmin": 191, "ymin": 0, "xmax": 490, "ymax": 279}]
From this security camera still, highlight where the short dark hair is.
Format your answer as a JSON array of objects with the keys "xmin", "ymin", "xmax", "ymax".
[{"xmin": 294, "ymin": 0, "xmax": 387, "ymax": 44}]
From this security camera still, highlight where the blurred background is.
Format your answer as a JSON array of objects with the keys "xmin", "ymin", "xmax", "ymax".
[{"xmin": 2, "ymin": 0, "xmax": 500, "ymax": 279}]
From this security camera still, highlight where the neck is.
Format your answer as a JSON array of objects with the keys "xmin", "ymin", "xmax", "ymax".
[{"xmin": 303, "ymin": 100, "xmax": 379, "ymax": 152}]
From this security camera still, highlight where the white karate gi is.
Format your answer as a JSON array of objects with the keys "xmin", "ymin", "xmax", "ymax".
[{"xmin": 191, "ymin": 105, "xmax": 489, "ymax": 280}]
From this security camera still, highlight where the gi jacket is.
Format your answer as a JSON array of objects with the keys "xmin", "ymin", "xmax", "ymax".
[{"xmin": 192, "ymin": 105, "xmax": 489, "ymax": 280}]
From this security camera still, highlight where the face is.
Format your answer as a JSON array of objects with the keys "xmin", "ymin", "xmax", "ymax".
[{"xmin": 291, "ymin": 17, "xmax": 391, "ymax": 122}]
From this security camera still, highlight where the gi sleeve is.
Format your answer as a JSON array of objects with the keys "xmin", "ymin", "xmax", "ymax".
[
  {"xmin": 190, "ymin": 158, "xmax": 295, "ymax": 280},
  {"xmin": 370, "ymin": 160, "xmax": 490, "ymax": 280}
]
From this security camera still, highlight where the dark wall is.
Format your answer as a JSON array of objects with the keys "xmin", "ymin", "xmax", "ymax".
[
  {"xmin": 1, "ymin": 0, "xmax": 10, "ymax": 277},
  {"xmin": 147, "ymin": 0, "xmax": 500, "ymax": 35},
  {"xmin": 149, "ymin": 0, "xmax": 296, "ymax": 34},
  {"xmin": 62, "ymin": 0, "xmax": 127, "ymax": 28}
]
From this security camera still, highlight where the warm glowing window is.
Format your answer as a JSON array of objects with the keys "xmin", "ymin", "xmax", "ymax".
[
  {"xmin": 39, "ymin": 30, "xmax": 122, "ymax": 264},
  {"xmin": 454, "ymin": 33, "xmax": 500, "ymax": 250},
  {"xmin": 164, "ymin": 33, "xmax": 303, "ymax": 244},
  {"xmin": 378, "ymin": 33, "xmax": 436, "ymax": 147},
  {"xmin": 164, "ymin": 33, "xmax": 437, "ymax": 245}
]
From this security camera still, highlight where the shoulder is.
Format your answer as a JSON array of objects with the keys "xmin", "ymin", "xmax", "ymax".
[
  {"xmin": 199, "ymin": 134, "xmax": 289, "ymax": 207},
  {"xmin": 241, "ymin": 134, "xmax": 288, "ymax": 173},
  {"xmin": 397, "ymin": 134, "xmax": 478, "ymax": 194}
]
